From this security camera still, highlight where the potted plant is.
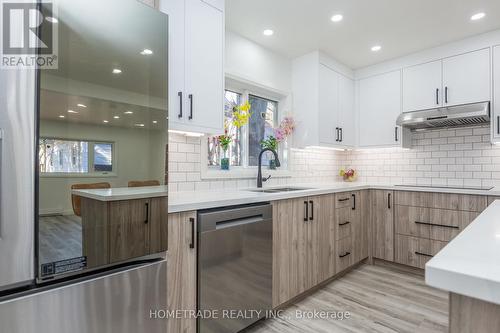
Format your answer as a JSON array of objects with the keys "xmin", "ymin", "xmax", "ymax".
[
  {"xmin": 261, "ymin": 116, "xmax": 296, "ymax": 170},
  {"xmin": 261, "ymin": 136, "xmax": 279, "ymax": 169},
  {"xmin": 218, "ymin": 132, "xmax": 232, "ymax": 170}
]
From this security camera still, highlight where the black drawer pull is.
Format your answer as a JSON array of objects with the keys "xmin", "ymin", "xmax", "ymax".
[
  {"xmin": 304, "ymin": 201, "xmax": 308, "ymax": 222},
  {"xmin": 351, "ymin": 194, "xmax": 356, "ymax": 210},
  {"xmin": 338, "ymin": 198, "xmax": 349, "ymax": 202},
  {"xmin": 144, "ymin": 203, "xmax": 149, "ymax": 224},
  {"xmin": 415, "ymin": 251, "xmax": 433, "ymax": 258},
  {"xmin": 189, "ymin": 217, "xmax": 195, "ymax": 249},
  {"xmin": 414, "ymin": 221, "xmax": 459, "ymax": 229},
  {"xmin": 339, "ymin": 252, "xmax": 351, "ymax": 258},
  {"xmin": 309, "ymin": 200, "xmax": 314, "ymax": 221},
  {"xmin": 339, "ymin": 221, "xmax": 350, "ymax": 226}
]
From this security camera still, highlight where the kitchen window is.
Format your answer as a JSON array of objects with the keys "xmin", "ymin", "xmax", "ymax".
[
  {"xmin": 207, "ymin": 90, "xmax": 281, "ymax": 169},
  {"xmin": 39, "ymin": 138, "xmax": 114, "ymax": 176}
]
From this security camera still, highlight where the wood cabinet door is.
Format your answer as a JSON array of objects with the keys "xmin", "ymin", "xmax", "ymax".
[
  {"xmin": 149, "ymin": 197, "xmax": 168, "ymax": 253},
  {"xmin": 402, "ymin": 60, "xmax": 443, "ymax": 112},
  {"xmin": 109, "ymin": 199, "xmax": 150, "ymax": 263},
  {"xmin": 442, "ymin": 48, "xmax": 491, "ymax": 107},
  {"xmin": 167, "ymin": 211, "xmax": 197, "ymax": 333},
  {"xmin": 353, "ymin": 190, "xmax": 369, "ymax": 263},
  {"xmin": 371, "ymin": 190, "xmax": 394, "ymax": 261}
]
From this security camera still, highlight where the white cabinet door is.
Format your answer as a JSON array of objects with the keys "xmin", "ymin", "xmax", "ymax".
[
  {"xmin": 318, "ymin": 64, "xmax": 340, "ymax": 144},
  {"xmin": 494, "ymin": 46, "xmax": 500, "ymax": 139},
  {"xmin": 185, "ymin": 0, "xmax": 224, "ymax": 134},
  {"xmin": 160, "ymin": 0, "xmax": 185, "ymax": 129},
  {"xmin": 442, "ymin": 48, "xmax": 491, "ymax": 107},
  {"xmin": 402, "ymin": 60, "xmax": 442, "ymax": 112},
  {"xmin": 339, "ymin": 74, "xmax": 355, "ymax": 147},
  {"xmin": 359, "ymin": 70, "xmax": 402, "ymax": 147}
]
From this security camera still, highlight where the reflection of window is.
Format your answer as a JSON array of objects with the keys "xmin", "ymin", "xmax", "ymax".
[
  {"xmin": 207, "ymin": 90, "xmax": 279, "ymax": 168},
  {"xmin": 39, "ymin": 138, "xmax": 113, "ymax": 174}
]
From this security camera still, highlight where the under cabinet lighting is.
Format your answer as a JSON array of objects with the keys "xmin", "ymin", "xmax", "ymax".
[
  {"xmin": 168, "ymin": 129, "xmax": 204, "ymax": 137},
  {"xmin": 470, "ymin": 12, "xmax": 486, "ymax": 21},
  {"xmin": 305, "ymin": 146, "xmax": 347, "ymax": 151}
]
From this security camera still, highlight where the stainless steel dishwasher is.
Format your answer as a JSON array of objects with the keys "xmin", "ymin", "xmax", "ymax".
[{"xmin": 197, "ymin": 203, "xmax": 273, "ymax": 333}]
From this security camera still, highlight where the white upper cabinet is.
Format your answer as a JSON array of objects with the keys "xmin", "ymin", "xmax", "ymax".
[
  {"xmin": 160, "ymin": 0, "xmax": 224, "ymax": 134},
  {"xmin": 358, "ymin": 70, "xmax": 402, "ymax": 148},
  {"xmin": 402, "ymin": 48, "xmax": 491, "ymax": 113},
  {"xmin": 442, "ymin": 48, "xmax": 491, "ymax": 107},
  {"xmin": 403, "ymin": 60, "xmax": 442, "ymax": 112},
  {"xmin": 493, "ymin": 46, "xmax": 500, "ymax": 139},
  {"xmin": 293, "ymin": 52, "xmax": 355, "ymax": 148}
]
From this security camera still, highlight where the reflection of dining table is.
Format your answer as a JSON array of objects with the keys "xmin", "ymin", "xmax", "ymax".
[{"xmin": 71, "ymin": 186, "xmax": 168, "ymax": 269}]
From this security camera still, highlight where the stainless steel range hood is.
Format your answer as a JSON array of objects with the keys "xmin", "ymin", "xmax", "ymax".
[{"xmin": 396, "ymin": 102, "xmax": 490, "ymax": 130}]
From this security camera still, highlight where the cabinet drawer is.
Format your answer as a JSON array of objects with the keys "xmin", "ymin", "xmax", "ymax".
[
  {"xmin": 336, "ymin": 236, "xmax": 354, "ymax": 273},
  {"xmin": 335, "ymin": 206, "xmax": 353, "ymax": 240},
  {"xmin": 335, "ymin": 192, "xmax": 354, "ymax": 209},
  {"xmin": 395, "ymin": 191, "xmax": 487, "ymax": 212},
  {"xmin": 395, "ymin": 206, "xmax": 479, "ymax": 242},
  {"xmin": 395, "ymin": 234, "xmax": 447, "ymax": 269}
]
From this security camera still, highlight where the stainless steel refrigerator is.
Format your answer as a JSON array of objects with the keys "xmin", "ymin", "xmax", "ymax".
[{"xmin": 0, "ymin": 0, "xmax": 169, "ymax": 331}]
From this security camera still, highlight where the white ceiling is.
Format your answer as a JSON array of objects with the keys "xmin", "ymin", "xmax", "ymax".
[{"xmin": 226, "ymin": 0, "xmax": 500, "ymax": 69}]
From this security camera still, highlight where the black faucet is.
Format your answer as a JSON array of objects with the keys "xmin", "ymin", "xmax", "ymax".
[{"xmin": 257, "ymin": 148, "xmax": 281, "ymax": 188}]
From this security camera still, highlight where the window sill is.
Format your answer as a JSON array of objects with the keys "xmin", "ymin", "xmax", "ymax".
[
  {"xmin": 40, "ymin": 172, "xmax": 117, "ymax": 178},
  {"xmin": 201, "ymin": 167, "xmax": 292, "ymax": 180}
]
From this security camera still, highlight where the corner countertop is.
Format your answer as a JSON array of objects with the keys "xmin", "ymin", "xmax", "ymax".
[
  {"xmin": 72, "ymin": 185, "xmax": 168, "ymax": 201},
  {"xmin": 168, "ymin": 182, "xmax": 500, "ymax": 213},
  {"xmin": 425, "ymin": 200, "xmax": 500, "ymax": 305}
]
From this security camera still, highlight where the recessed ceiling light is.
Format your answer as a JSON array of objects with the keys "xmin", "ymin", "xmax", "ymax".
[
  {"xmin": 113, "ymin": 116, "xmax": 120, "ymax": 119},
  {"xmin": 124, "ymin": 111, "xmax": 134, "ymax": 114},
  {"xmin": 263, "ymin": 29, "xmax": 274, "ymax": 36},
  {"xmin": 135, "ymin": 123, "xmax": 145, "ymax": 127},
  {"xmin": 140, "ymin": 48, "xmax": 153, "ymax": 55},
  {"xmin": 58, "ymin": 115, "xmax": 65, "ymax": 118},
  {"xmin": 77, "ymin": 103, "xmax": 87, "ymax": 108},
  {"xmin": 103, "ymin": 120, "xmax": 109, "ymax": 123},
  {"xmin": 330, "ymin": 14, "xmax": 343, "ymax": 22},
  {"xmin": 112, "ymin": 68, "xmax": 122, "ymax": 74},
  {"xmin": 470, "ymin": 12, "xmax": 486, "ymax": 21},
  {"xmin": 152, "ymin": 120, "xmax": 158, "ymax": 124},
  {"xmin": 371, "ymin": 45, "xmax": 382, "ymax": 52},
  {"xmin": 46, "ymin": 17, "xmax": 58, "ymax": 23},
  {"xmin": 67, "ymin": 110, "xmax": 78, "ymax": 114}
]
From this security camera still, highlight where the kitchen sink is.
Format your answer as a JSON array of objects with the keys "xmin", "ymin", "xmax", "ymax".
[{"xmin": 248, "ymin": 187, "xmax": 314, "ymax": 193}]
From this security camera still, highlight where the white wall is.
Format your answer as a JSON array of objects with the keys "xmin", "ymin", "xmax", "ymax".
[
  {"xmin": 225, "ymin": 30, "xmax": 292, "ymax": 93},
  {"xmin": 39, "ymin": 120, "xmax": 166, "ymax": 215}
]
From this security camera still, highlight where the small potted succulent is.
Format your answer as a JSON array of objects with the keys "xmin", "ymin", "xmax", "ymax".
[
  {"xmin": 340, "ymin": 168, "xmax": 357, "ymax": 182},
  {"xmin": 261, "ymin": 136, "xmax": 279, "ymax": 169}
]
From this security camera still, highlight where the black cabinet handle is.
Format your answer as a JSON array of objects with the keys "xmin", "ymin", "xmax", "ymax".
[
  {"xmin": 339, "ymin": 252, "xmax": 351, "ymax": 258},
  {"xmin": 144, "ymin": 202, "xmax": 149, "ymax": 224},
  {"xmin": 335, "ymin": 127, "xmax": 339, "ymax": 142},
  {"xmin": 178, "ymin": 92, "xmax": 183, "ymax": 118},
  {"xmin": 395, "ymin": 127, "xmax": 399, "ymax": 142},
  {"xmin": 436, "ymin": 88, "xmax": 439, "ymax": 105},
  {"xmin": 414, "ymin": 221, "xmax": 459, "ymax": 229},
  {"xmin": 338, "ymin": 198, "xmax": 349, "ymax": 202},
  {"xmin": 188, "ymin": 94, "xmax": 193, "ymax": 120},
  {"xmin": 309, "ymin": 200, "xmax": 314, "ymax": 221},
  {"xmin": 497, "ymin": 116, "xmax": 499, "ymax": 135},
  {"xmin": 189, "ymin": 217, "xmax": 195, "ymax": 249},
  {"xmin": 445, "ymin": 86, "xmax": 448, "ymax": 104},
  {"xmin": 339, "ymin": 128, "xmax": 343, "ymax": 142},
  {"xmin": 388, "ymin": 193, "xmax": 391, "ymax": 209},
  {"xmin": 304, "ymin": 201, "xmax": 309, "ymax": 222},
  {"xmin": 351, "ymin": 194, "xmax": 356, "ymax": 210},
  {"xmin": 415, "ymin": 251, "xmax": 433, "ymax": 258},
  {"xmin": 339, "ymin": 221, "xmax": 350, "ymax": 226}
]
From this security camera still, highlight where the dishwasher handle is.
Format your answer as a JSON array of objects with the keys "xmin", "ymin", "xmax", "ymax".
[
  {"xmin": 215, "ymin": 215, "xmax": 265, "ymax": 230},
  {"xmin": 198, "ymin": 203, "xmax": 273, "ymax": 233}
]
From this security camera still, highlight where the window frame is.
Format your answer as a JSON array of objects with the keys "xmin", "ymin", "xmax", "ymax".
[{"xmin": 39, "ymin": 137, "xmax": 117, "ymax": 178}]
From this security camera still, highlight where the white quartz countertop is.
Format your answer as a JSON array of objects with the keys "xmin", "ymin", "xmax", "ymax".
[
  {"xmin": 168, "ymin": 182, "xmax": 500, "ymax": 213},
  {"xmin": 425, "ymin": 200, "xmax": 500, "ymax": 305},
  {"xmin": 72, "ymin": 185, "xmax": 168, "ymax": 201}
]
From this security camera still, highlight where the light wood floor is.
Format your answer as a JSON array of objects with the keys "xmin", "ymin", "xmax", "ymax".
[
  {"xmin": 244, "ymin": 264, "xmax": 448, "ymax": 333},
  {"xmin": 39, "ymin": 215, "xmax": 82, "ymax": 264}
]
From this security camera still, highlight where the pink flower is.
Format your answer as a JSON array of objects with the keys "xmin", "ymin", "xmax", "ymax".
[{"xmin": 274, "ymin": 128, "xmax": 286, "ymax": 142}]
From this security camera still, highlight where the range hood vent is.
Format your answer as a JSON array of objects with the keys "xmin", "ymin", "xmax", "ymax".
[{"xmin": 396, "ymin": 102, "xmax": 490, "ymax": 130}]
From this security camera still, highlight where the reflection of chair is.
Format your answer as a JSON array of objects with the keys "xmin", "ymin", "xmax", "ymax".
[
  {"xmin": 71, "ymin": 182, "xmax": 111, "ymax": 217},
  {"xmin": 128, "ymin": 180, "xmax": 161, "ymax": 187}
]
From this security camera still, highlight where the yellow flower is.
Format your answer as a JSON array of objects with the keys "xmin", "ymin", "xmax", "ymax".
[
  {"xmin": 231, "ymin": 102, "xmax": 252, "ymax": 128},
  {"xmin": 339, "ymin": 169, "xmax": 345, "ymax": 177}
]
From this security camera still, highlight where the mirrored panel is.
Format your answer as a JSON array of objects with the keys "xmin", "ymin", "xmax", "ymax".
[{"xmin": 37, "ymin": 0, "xmax": 168, "ymax": 280}]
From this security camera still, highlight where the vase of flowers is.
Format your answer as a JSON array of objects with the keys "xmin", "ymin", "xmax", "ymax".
[
  {"xmin": 339, "ymin": 168, "xmax": 357, "ymax": 182},
  {"xmin": 261, "ymin": 116, "xmax": 296, "ymax": 169},
  {"xmin": 218, "ymin": 132, "xmax": 231, "ymax": 170}
]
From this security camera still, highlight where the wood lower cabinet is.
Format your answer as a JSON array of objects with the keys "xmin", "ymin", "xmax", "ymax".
[
  {"xmin": 81, "ymin": 197, "xmax": 168, "ymax": 268},
  {"xmin": 371, "ymin": 190, "xmax": 394, "ymax": 261},
  {"xmin": 167, "ymin": 211, "xmax": 197, "ymax": 333},
  {"xmin": 395, "ymin": 234, "xmax": 447, "ymax": 269},
  {"xmin": 272, "ymin": 194, "xmax": 335, "ymax": 307}
]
